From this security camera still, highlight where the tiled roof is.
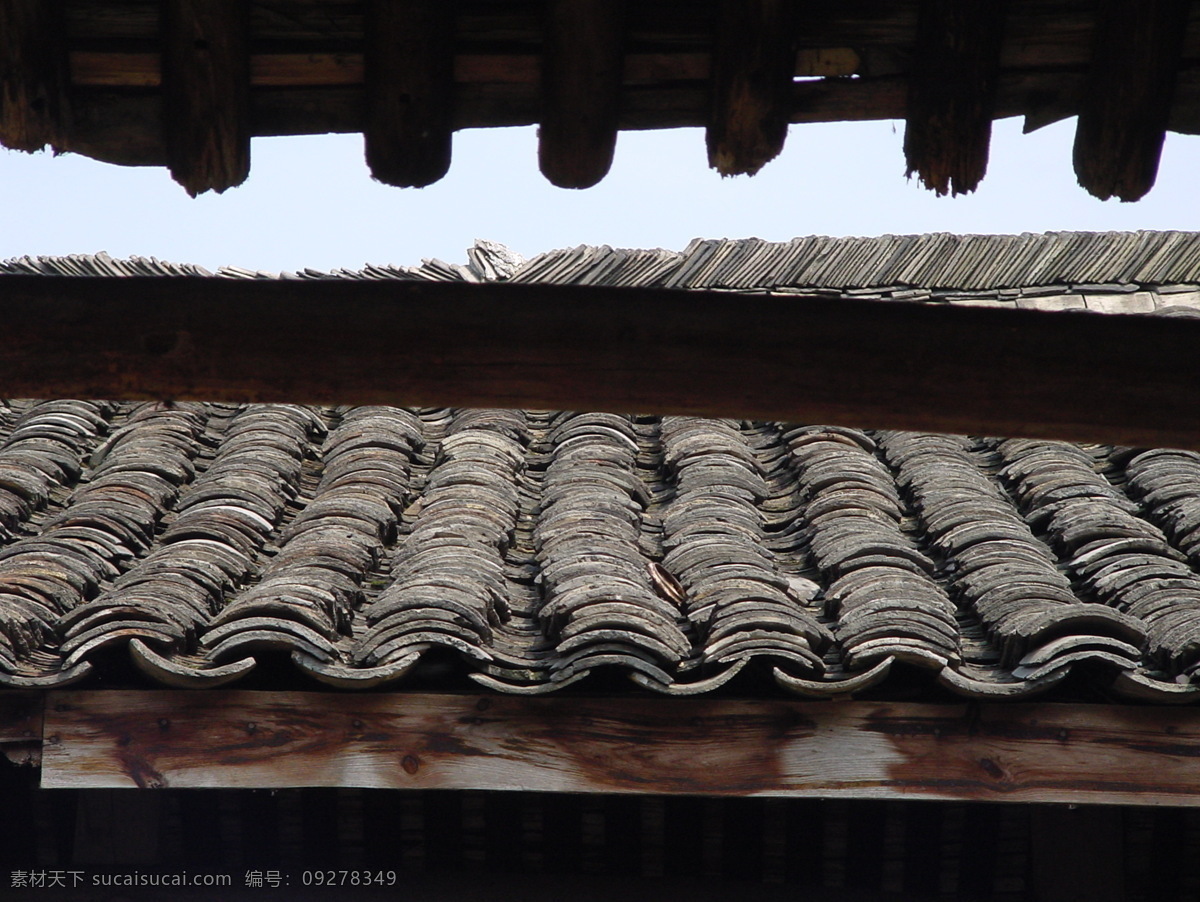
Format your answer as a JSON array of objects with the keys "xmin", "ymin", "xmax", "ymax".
[{"xmin": 4, "ymin": 232, "xmax": 1200, "ymax": 700}]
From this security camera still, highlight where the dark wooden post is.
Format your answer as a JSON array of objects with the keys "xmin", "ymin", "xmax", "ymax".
[
  {"xmin": 1073, "ymin": 0, "xmax": 1190, "ymax": 201},
  {"xmin": 539, "ymin": 0, "xmax": 628, "ymax": 188}
]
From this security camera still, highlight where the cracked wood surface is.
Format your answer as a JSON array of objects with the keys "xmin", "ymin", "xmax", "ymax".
[{"xmin": 36, "ymin": 690, "xmax": 1200, "ymax": 804}]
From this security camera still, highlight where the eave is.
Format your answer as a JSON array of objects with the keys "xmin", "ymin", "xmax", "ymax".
[{"xmin": 3, "ymin": 0, "xmax": 1200, "ymax": 197}]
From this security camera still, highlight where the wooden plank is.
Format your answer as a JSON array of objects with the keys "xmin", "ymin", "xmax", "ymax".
[
  {"xmin": 1073, "ymin": 0, "xmax": 1191, "ymax": 201},
  {"xmin": 903, "ymin": 0, "xmax": 1008, "ymax": 196},
  {"xmin": 0, "ymin": 690, "xmax": 41, "ymax": 768},
  {"xmin": 161, "ymin": 0, "xmax": 251, "ymax": 195},
  {"xmin": 364, "ymin": 0, "xmax": 456, "ymax": 188},
  {"xmin": 706, "ymin": 0, "xmax": 798, "ymax": 176},
  {"xmin": 0, "ymin": 0, "xmax": 70, "ymax": 152},
  {"xmin": 538, "ymin": 0, "xmax": 628, "ymax": 188},
  {"xmin": 37, "ymin": 691, "xmax": 1200, "ymax": 804},
  {"xmin": 0, "ymin": 275, "xmax": 1200, "ymax": 448}
]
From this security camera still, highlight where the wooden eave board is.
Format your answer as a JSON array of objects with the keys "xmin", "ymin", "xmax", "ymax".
[{"xmin": 27, "ymin": 690, "xmax": 1200, "ymax": 806}]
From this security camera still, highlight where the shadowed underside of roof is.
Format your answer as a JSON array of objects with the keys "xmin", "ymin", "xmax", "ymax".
[{"xmin": 2, "ymin": 1, "xmax": 1199, "ymax": 199}]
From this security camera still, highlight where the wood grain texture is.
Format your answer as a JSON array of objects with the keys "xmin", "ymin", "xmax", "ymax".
[
  {"xmin": 538, "ymin": 0, "xmax": 628, "ymax": 188},
  {"xmin": 37, "ymin": 691, "xmax": 1200, "ymax": 805},
  {"xmin": 364, "ymin": 0, "xmax": 456, "ymax": 188},
  {"xmin": 0, "ymin": 0, "xmax": 70, "ymax": 152},
  {"xmin": 903, "ymin": 0, "xmax": 1007, "ymax": 196},
  {"xmin": 161, "ymin": 0, "xmax": 251, "ymax": 195},
  {"xmin": 706, "ymin": 0, "xmax": 798, "ymax": 176},
  {"xmin": 0, "ymin": 275, "xmax": 1199, "ymax": 449},
  {"xmin": 0, "ymin": 691, "xmax": 42, "ymax": 767},
  {"xmin": 1073, "ymin": 0, "xmax": 1191, "ymax": 201}
]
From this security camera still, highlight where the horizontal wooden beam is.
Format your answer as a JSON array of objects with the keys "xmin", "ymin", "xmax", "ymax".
[
  {"xmin": 0, "ymin": 276, "xmax": 1198, "ymax": 449},
  {"xmin": 36, "ymin": 691, "xmax": 1200, "ymax": 805},
  {"xmin": 68, "ymin": 49, "xmax": 860, "ymax": 90}
]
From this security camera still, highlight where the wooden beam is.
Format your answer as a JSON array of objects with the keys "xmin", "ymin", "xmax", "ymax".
[
  {"xmin": 69, "ymin": 49, "xmax": 860, "ymax": 92},
  {"xmin": 161, "ymin": 0, "xmax": 251, "ymax": 196},
  {"xmin": 1073, "ymin": 0, "xmax": 1190, "ymax": 202},
  {"xmin": 364, "ymin": 0, "xmax": 456, "ymax": 188},
  {"xmin": 0, "ymin": 0, "xmax": 70, "ymax": 152},
  {"xmin": 36, "ymin": 691, "xmax": 1200, "ymax": 805},
  {"xmin": 0, "ymin": 276, "xmax": 1199, "ymax": 448},
  {"xmin": 706, "ymin": 0, "xmax": 799, "ymax": 176},
  {"xmin": 903, "ymin": 0, "xmax": 1007, "ymax": 196},
  {"xmin": 0, "ymin": 690, "xmax": 41, "ymax": 768},
  {"xmin": 538, "ymin": 0, "xmax": 628, "ymax": 188}
]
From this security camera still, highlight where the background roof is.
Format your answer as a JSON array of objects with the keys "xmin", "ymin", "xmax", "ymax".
[{"xmin": 3, "ymin": 233, "xmax": 1200, "ymax": 702}]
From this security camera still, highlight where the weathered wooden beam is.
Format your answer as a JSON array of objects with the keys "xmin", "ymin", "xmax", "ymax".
[
  {"xmin": 538, "ymin": 0, "xmax": 628, "ymax": 188},
  {"xmin": 0, "ymin": 276, "xmax": 1199, "ymax": 449},
  {"xmin": 161, "ymin": 0, "xmax": 251, "ymax": 196},
  {"xmin": 364, "ymin": 0, "xmax": 456, "ymax": 188},
  {"xmin": 903, "ymin": 0, "xmax": 1007, "ymax": 196},
  {"xmin": 706, "ymin": 0, "xmax": 799, "ymax": 176},
  {"xmin": 0, "ymin": 0, "xmax": 70, "ymax": 152},
  {"xmin": 0, "ymin": 690, "xmax": 42, "ymax": 768},
  {"xmin": 1073, "ymin": 0, "xmax": 1190, "ymax": 201},
  {"xmin": 36, "ymin": 691, "xmax": 1200, "ymax": 805}
]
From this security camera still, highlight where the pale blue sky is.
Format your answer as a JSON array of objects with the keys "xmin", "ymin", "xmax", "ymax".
[{"xmin": 1, "ymin": 116, "xmax": 1198, "ymax": 273}]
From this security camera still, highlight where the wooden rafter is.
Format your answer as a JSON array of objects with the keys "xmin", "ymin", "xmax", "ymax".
[
  {"xmin": 161, "ymin": 0, "xmax": 251, "ymax": 196},
  {"xmin": 0, "ymin": 275, "xmax": 1198, "ymax": 449},
  {"xmin": 706, "ymin": 0, "xmax": 798, "ymax": 176},
  {"xmin": 364, "ymin": 0, "xmax": 457, "ymax": 188},
  {"xmin": 1073, "ymin": 0, "xmax": 1191, "ymax": 201},
  {"xmin": 903, "ymin": 0, "xmax": 1007, "ymax": 196},
  {"xmin": 538, "ymin": 0, "xmax": 628, "ymax": 188},
  {"xmin": 31, "ymin": 690, "xmax": 1200, "ymax": 806}
]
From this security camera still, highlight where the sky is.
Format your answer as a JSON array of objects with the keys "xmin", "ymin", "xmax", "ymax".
[{"xmin": 1, "ymin": 115, "xmax": 1198, "ymax": 273}]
